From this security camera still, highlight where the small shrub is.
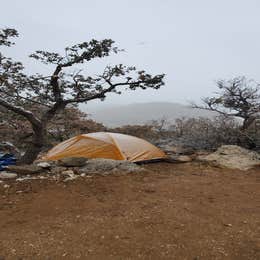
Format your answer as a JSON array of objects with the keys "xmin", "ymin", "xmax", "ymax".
[{"xmin": 174, "ymin": 116, "xmax": 240, "ymax": 149}]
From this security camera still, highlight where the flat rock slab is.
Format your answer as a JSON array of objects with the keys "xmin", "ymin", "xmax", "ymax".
[
  {"xmin": 7, "ymin": 165, "xmax": 42, "ymax": 175},
  {"xmin": 78, "ymin": 158, "xmax": 143, "ymax": 174},
  {"xmin": 57, "ymin": 157, "xmax": 88, "ymax": 167},
  {"xmin": 198, "ymin": 145, "xmax": 260, "ymax": 171}
]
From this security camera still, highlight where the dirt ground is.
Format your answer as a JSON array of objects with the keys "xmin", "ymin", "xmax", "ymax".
[{"xmin": 0, "ymin": 162, "xmax": 259, "ymax": 260}]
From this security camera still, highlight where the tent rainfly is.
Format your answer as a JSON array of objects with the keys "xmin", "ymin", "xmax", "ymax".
[{"xmin": 43, "ymin": 132, "xmax": 166, "ymax": 162}]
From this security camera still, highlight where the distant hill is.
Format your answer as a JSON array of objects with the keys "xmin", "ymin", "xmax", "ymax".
[{"xmin": 85, "ymin": 102, "xmax": 216, "ymax": 127}]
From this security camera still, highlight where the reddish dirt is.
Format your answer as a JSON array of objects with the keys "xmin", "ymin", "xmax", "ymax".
[{"xmin": 0, "ymin": 162, "xmax": 259, "ymax": 259}]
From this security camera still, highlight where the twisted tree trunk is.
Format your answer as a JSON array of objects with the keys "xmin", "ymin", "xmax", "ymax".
[
  {"xmin": 0, "ymin": 96, "xmax": 67, "ymax": 164},
  {"xmin": 18, "ymin": 124, "xmax": 46, "ymax": 164},
  {"xmin": 19, "ymin": 102, "xmax": 66, "ymax": 164}
]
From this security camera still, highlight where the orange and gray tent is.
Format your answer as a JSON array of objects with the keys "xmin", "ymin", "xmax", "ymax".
[{"xmin": 43, "ymin": 132, "xmax": 166, "ymax": 162}]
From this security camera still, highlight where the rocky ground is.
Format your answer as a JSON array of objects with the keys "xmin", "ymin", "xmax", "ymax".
[{"xmin": 0, "ymin": 161, "xmax": 259, "ymax": 259}]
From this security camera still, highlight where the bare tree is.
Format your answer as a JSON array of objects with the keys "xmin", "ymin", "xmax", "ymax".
[
  {"xmin": 193, "ymin": 77, "xmax": 260, "ymax": 130},
  {"xmin": 0, "ymin": 28, "xmax": 165, "ymax": 164}
]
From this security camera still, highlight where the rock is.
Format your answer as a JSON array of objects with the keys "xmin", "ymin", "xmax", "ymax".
[
  {"xmin": 50, "ymin": 166, "xmax": 67, "ymax": 175},
  {"xmin": 79, "ymin": 159, "xmax": 121, "ymax": 173},
  {"xmin": 16, "ymin": 175, "xmax": 48, "ymax": 182},
  {"xmin": 62, "ymin": 170, "xmax": 79, "ymax": 182},
  {"xmin": 0, "ymin": 171, "xmax": 17, "ymax": 179},
  {"xmin": 116, "ymin": 161, "xmax": 144, "ymax": 173},
  {"xmin": 223, "ymin": 223, "xmax": 232, "ymax": 227},
  {"xmin": 161, "ymin": 145, "xmax": 195, "ymax": 155},
  {"xmin": 62, "ymin": 170, "xmax": 75, "ymax": 176},
  {"xmin": 57, "ymin": 157, "xmax": 88, "ymax": 167},
  {"xmin": 79, "ymin": 159, "xmax": 144, "ymax": 174},
  {"xmin": 36, "ymin": 162, "xmax": 52, "ymax": 169},
  {"xmin": 166, "ymin": 155, "xmax": 192, "ymax": 163},
  {"xmin": 198, "ymin": 145, "xmax": 260, "ymax": 170},
  {"xmin": 195, "ymin": 151, "xmax": 210, "ymax": 156},
  {"xmin": 176, "ymin": 155, "xmax": 193, "ymax": 162},
  {"xmin": 6, "ymin": 165, "xmax": 42, "ymax": 175},
  {"xmin": 63, "ymin": 176, "xmax": 78, "ymax": 182},
  {"xmin": 191, "ymin": 151, "xmax": 209, "ymax": 160}
]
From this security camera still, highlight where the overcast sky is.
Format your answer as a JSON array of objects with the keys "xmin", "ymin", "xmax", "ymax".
[{"xmin": 2, "ymin": 0, "xmax": 260, "ymax": 107}]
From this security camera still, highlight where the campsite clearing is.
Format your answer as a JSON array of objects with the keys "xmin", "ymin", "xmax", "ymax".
[{"xmin": 0, "ymin": 162, "xmax": 259, "ymax": 259}]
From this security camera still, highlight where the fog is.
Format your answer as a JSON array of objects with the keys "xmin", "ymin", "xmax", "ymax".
[{"xmin": 2, "ymin": 0, "xmax": 260, "ymax": 107}]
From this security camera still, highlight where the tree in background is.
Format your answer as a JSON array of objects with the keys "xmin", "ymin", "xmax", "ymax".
[
  {"xmin": 0, "ymin": 28, "xmax": 164, "ymax": 163},
  {"xmin": 193, "ymin": 77, "xmax": 260, "ymax": 130},
  {"xmin": 111, "ymin": 124, "xmax": 157, "ymax": 141}
]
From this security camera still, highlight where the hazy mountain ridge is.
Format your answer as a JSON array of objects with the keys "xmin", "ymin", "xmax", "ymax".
[{"xmin": 85, "ymin": 102, "xmax": 216, "ymax": 127}]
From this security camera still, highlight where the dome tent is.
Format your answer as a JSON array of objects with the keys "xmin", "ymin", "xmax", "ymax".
[{"xmin": 43, "ymin": 132, "xmax": 166, "ymax": 162}]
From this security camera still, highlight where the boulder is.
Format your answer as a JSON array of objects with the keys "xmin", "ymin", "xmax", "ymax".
[
  {"xmin": 57, "ymin": 157, "xmax": 88, "ymax": 167},
  {"xmin": 36, "ymin": 162, "xmax": 52, "ymax": 169},
  {"xmin": 6, "ymin": 165, "xmax": 42, "ymax": 175},
  {"xmin": 78, "ymin": 159, "xmax": 143, "ymax": 174},
  {"xmin": 0, "ymin": 171, "xmax": 18, "ymax": 179},
  {"xmin": 198, "ymin": 145, "xmax": 260, "ymax": 171}
]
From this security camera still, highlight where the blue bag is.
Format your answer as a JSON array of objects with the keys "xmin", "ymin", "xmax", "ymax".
[{"xmin": 0, "ymin": 153, "xmax": 16, "ymax": 171}]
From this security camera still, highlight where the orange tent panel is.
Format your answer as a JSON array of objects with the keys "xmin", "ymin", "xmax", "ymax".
[{"xmin": 43, "ymin": 132, "xmax": 166, "ymax": 162}]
